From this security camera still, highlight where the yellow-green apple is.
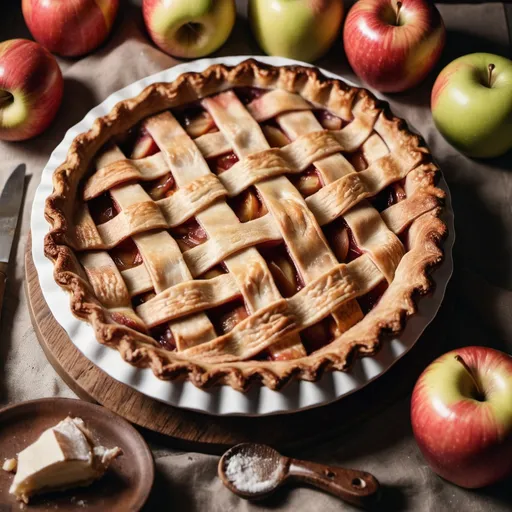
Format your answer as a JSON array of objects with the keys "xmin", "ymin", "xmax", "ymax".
[
  {"xmin": 411, "ymin": 347, "xmax": 512, "ymax": 488},
  {"xmin": 0, "ymin": 39, "xmax": 63, "ymax": 142},
  {"xmin": 432, "ymin": 53, "xmax": 512, "ymax": 158},
  {"xmin": 249, "ymin": 0, "xmax": 344, "ymax": 62},
  {"xmin": 143, "ymin": 0, "xmax": 236, "ymax": 59},
  {"xmin": 22, "ymin": 0, "xmax": 119, "ymax": 57},
  {"xmin": 343, "ymin": 0, "xmax": 445, "ymax": 92}
]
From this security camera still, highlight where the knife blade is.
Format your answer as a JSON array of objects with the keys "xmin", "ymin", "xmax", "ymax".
[{"xmin": 0, "ymin": 164, "xmax": 26, "ymax": 264}]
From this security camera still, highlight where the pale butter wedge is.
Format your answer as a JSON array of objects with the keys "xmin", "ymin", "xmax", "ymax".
[{"xmin": 9, "ymin": 417, "xmax": 122, "ymax": 503}]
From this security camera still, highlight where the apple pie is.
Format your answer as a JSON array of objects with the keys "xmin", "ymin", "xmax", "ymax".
[{"xmin": 44, "ymin": 60, "xmax": 447, "ymax": 390}]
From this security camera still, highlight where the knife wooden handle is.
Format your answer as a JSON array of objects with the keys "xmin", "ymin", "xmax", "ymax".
[{"xmin": 0, "ymin": 261, "xmax": 7, "ymax": 324}]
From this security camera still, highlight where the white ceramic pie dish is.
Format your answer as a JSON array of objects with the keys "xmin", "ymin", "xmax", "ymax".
[{"xmin": 31, "ymin": 55, "xmax": 455, "ymax": 417}]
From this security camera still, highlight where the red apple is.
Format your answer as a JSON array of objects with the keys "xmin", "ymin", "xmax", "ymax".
[
  {"xmin": 0, "ymin": 39, "xmax": 63, "ymax": 142},
  {"xmin": 343, "ymin": 0, "xmax": 445, "ymax": 92},
  {"xmin": 411, "ymin": 346, "xmax": 512, "ymax": 488},
  {"xmin": 22, "ymin": 0, "xmax": 119, "ymax": 57}
]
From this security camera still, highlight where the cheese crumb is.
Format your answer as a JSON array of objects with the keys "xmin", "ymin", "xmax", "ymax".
[{"xmin": 3, "ymin": 458, "xmax": 17, "ymax": 472}]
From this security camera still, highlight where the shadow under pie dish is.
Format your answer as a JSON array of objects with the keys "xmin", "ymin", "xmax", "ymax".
[{"xmin": 44, "ymin": 59, "xmax": 447, "ymax": 391}]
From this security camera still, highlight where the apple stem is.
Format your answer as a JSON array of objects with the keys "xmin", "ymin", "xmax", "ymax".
[
  {"xmin": 395, "ymin": 2, "xmax": 402, "ymax": 25},
  {"xmin": 454, "ymin": 355, "xmax": 484, "ymax": 400},
  {"xmin": 487, "ymin": 63, "xmax": 495, "ymax": 88}
]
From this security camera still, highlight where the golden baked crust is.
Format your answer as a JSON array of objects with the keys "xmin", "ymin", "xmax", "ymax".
[{"xmin": 44, "ymin": 59, "xmax": 447, "ymax": 391}]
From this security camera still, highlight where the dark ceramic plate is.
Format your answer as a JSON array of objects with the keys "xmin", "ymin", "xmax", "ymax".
[{"xmin": 0, "ymin": 398, "xmax": 154, "ymax": 511}]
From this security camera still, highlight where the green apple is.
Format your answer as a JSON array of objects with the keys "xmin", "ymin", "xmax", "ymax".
[
  {"xmin": 431, "ymin": 53, "xmax": 512, "ymax": 158},
  {"xmin": 142, "ymin": 0, "xmax": 236, "ymax": 59},
  {"xmin": 249, "ymin": 0, "xmax": 344, "ymax": 62}
]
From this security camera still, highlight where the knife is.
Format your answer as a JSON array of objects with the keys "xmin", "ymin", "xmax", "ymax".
[{"xmin": 0, "ymin": 164, "xmax": 26, "ymax": 323}]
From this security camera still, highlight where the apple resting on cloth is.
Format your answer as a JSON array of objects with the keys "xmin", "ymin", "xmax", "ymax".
[
  {"xmin": 411, "ymin": 346, "xmax": 512, "ymax": 489},
  {"xmin": 22, "ymin": 0, "xmax": 119, "ymax": 57},
  {"xmin": 432, "ymin": 53, "xmax": 512, "ymax": 158},
  {"xmin": 249, "ymin": 0, "xmax": 344, "ymax": 63},
  {"xmin": 0, "ymin": 39, "xmax": 63, "ymax": 142},
  {"xmin": 343, "ymin": 0, "xmax": 445, "ymax": 92},
  {"xmin": 143, "ymin": 0, "xmax": 236, "ymax": 59}
]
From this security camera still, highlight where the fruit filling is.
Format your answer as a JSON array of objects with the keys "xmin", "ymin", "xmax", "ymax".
[
  {"xmin": 261, "ymin": 123, "xmax": 290, "ymax": 148},
  {"xmin": 369, "ymin": 181, "xmax": 407, "ymax": 212},
  {"xmin": 170, "ymin": 218, "xmax": 208, "ymax": 252},
  {"xmin": 345, "ymin": 229, "xmax": 364, "ymax": 262},
  {"xmin": 150, "ymin": 324, "xmax": 176, "ymax": 351},
  {"xmin": 348, "ymin": 149, "xmax": 368, "ymax": 172},
  {"xmin": 130, "ymin": 126, "xmax": 160, "ymax": 159},
  {"xmin": 289, "ymin": 165, "xmax": 323, "ymax": 198},
  {"xmin": 315, "ymin": 110, "xmax": 345, "ymax": 130},
  {"xmin": 235, "ymin": 87, "xmax": 267, "ymax": 105},
  {"xmin": 88, "ymin": 192, "xmax": 119, "ymax": 225},
  {"xmin": 393, "ymin": 181, "xmax": 407, "ymax": 202},
  {"xmin": 229, "ymin": 188, "xmax": 268, "ymax": 223},
  {"xmin": 212, "ymin": 151, "xmax": 239, "ymax": 174},
  {"xmin": 324, "ymin": 218, "xmax": 350, "ymax": 262},
  {"xmin": 208, "ymin": 299, "xmax": 249, "ymax": 336},
  {"xmin": 134, "ymin": 291, "xmax": 178, "ymax": 350},
  {"xmin": 175, "ymin": 105, "xmax": 218, "ymax": 138},
  {"xmin": 143, "ymin": 173, "xmax": 176, "ymax": 200},
  {"xmin": 323, "ymin": 218, "xmax": 363, "ymax": 263},
  {"xmin": 260, "ymin": 243, "xmax": 303, "ymax": 297},
  {"xmin": 209, "ymin": 151, "xmax": 269, "ymax": 223},
  {"xmin": 109, "ymin": 238, "xmax": 143, "ymax": 270}
]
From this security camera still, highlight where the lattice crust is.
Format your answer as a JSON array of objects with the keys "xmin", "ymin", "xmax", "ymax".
[{"xmin": 45, "ymin": 60, "xmax": 447, "ymax": 390}]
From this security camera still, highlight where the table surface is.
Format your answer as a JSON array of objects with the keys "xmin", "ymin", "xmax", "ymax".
[{"xmin": 1, "ymin": 2, "xmax": 512, "ymax": 511}]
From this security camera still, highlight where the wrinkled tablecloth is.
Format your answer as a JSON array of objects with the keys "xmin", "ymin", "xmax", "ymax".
[{"xmin": 0, "ymin": 2, "xmax": 511, "ymax": 510}]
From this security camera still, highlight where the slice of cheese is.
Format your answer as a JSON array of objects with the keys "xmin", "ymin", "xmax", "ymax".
[{"xmin": 9, "ymin": 417, "xmax": 122, "ymax": 503}]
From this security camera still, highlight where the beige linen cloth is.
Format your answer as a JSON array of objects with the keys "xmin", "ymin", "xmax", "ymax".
[{"xmin": 1, "ymin": 2, "xmax": 511, "ymax": 510}]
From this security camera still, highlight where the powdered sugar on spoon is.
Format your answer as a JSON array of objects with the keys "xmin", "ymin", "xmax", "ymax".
[{"xmin": 219, "ymin": 443, "xmax": 381, "ymax": 506}]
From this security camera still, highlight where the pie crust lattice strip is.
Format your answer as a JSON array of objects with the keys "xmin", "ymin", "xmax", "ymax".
[{"xmin": 44, "ymin": 60, "xmax": 447, "ymax": 391}]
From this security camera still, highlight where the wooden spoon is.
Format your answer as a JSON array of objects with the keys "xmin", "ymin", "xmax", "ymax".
[{"xmin": 218, "ymin": 443, "xmax": 380, "ymax": 507}]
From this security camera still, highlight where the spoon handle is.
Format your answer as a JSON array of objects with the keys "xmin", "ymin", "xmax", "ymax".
[{"xmin": 286, "ymin": 458, "xmax": 380, "ymax": 507}]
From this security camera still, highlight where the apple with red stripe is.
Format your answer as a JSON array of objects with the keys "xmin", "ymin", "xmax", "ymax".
[
  {"xmin": 411, "ymin": 346, "xmax": 512, "ymax": 488},
  {"xmin": 0, "ymin": 39, "xmax": 63, "ymax": 142},
  {"xmin": 343, "ymin": 0, "xmax": 445, "ymax": 92},
  {"xmin": 143, "ymin": 0, "xmax": 236, "ymax": 59},
  {"xmin": 22, "ymin": 0, "xmax": 119, "ymax": 57}
]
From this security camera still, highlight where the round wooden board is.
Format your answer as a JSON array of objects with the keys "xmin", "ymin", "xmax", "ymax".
[{"xmin": 25, "ymin": 236, "xmax": 448, "ymax": 453}]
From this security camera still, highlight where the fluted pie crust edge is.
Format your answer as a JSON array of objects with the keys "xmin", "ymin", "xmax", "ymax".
[{"xmin": 44, "ymin": 60, "xmax": 447, "ymax": 391}]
